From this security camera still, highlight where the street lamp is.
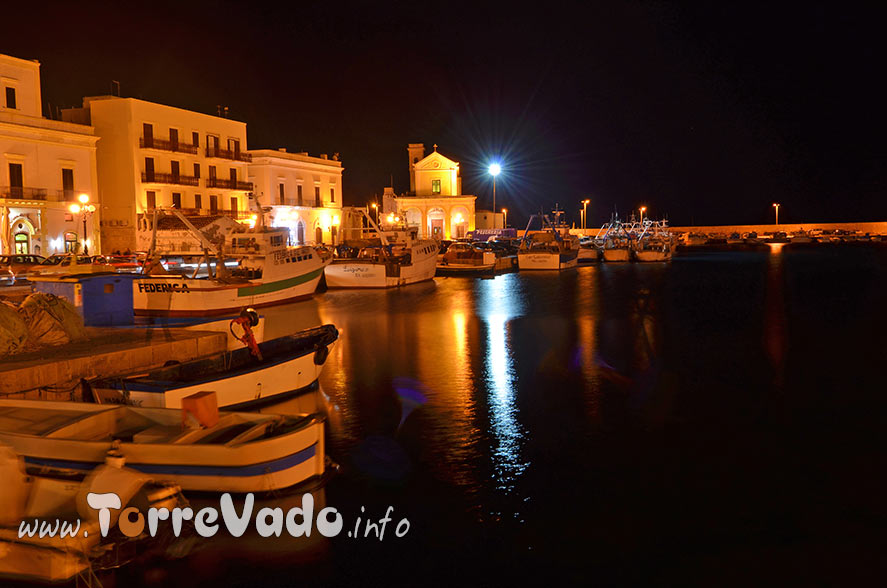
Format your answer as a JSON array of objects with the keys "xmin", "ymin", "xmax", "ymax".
[
  {"xmin": 772, "ymin": 203, "xmax": 780, "ymax": 225},
  {"xmin": 69, "ymin": 194, "xmax": 96, "ymax": 254},
  {"xmin": 489, "ymin": 163, "xmax": 501, "ymax": 224},
  {"xmin": 582, "ymin": 199, "xmax": 590, "ymax": 230},
  {"xmin": 639, "ymin": 206, "xmax": 647, "ymax": 224},
  {"xmin": 502, "ymin": 208, "xmax": 508, "ymax": 229},
  {"xmin": 371, "ymin": 202, "xmax": 379, "ymax": 224}
]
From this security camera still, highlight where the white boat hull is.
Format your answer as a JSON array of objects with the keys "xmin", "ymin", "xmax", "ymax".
[
  {"xmin": 0, "ymin": 400, "xmax": 326, "ymax": 493},
  {"xmin": 578, "ymin": 247, "xmax": 599, "ymax": 263},
  {"xmin": 518, "ymin": 251, "xmax": 578, "ymax": 270},
  {"xmin": 325, "ymin": 245, "xmax": 438, "ymax": 288},
  {"xmin": 634, "ymin": 249, "xmax": 672, "ymax": 262}
]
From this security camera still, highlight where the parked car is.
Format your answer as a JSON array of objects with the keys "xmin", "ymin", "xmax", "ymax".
[
  {"xmin": 0, "ymin": 254, "xmax": 46, "ymax": 278},
  {"xmin": 0, "ymin": 267, "xmax": 15, "ymax": 287},
  {"xmin": 92, "ymin": 254, "xmax": 143, "ymax": 273},
  {"xmin": 32, "ymin": 254, "xmax": 115, "ymax": 276}
]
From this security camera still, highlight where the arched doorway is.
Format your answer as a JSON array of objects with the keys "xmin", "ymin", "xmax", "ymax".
[
  {"xmin": 427, "ymin": 207, "xmax": 445, "ymax": 240},
  {"xmin": 296, "ymin": 220, "xmax": 306, "ymax": 245},
  {"xmin": 315, "ymin": 226, "xmax": 323, "ymax": 245},
  {"xmin": 13, "ymin": 232, "xmax": 29, "ymax": 254},
  {"xmin": 64, "ymin": 231, "xmax": 79, "ymax": 253},
  {"xmin": 450, "ymin": 206, "xmax": 469, "ymax": 239}
]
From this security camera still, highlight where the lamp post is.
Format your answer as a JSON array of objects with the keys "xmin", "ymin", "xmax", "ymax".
[
  {"xmin": 371, "ymin": 202, "xmax": 379, "ymax": 224},
  {"xmin": 639, "ymin": 206, "xmax": 647, "ymax": 224},
  {"xmin": 582, "ymin": 199, "xmax": 590, "ymax": 230},
  {"xmin": 69, "ymin": 193, "xmax": 96, "ymax": 254},
  {"xmin": 772, "ymin": 202, "xmax": 780, "ymax": 225},
  {"xmin": 502, "ymin": 208, "xmax": 508, "ymax": 229},
  {"xmin": 489, "ymin": 163, "xmax": 501, "ymax": 226}
]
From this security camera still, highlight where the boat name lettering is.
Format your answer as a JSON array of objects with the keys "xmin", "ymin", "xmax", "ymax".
[
  {"xmin": 138, "ymin": 282, "xmax": 191, "ymax": 293},
  {"xmin": 343, "ymin": 266, "xmax": 370, "ymax": 274}
]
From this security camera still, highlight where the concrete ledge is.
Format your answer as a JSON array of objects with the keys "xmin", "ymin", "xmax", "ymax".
[{"xmin": 0, "ymin": 327, "xmax": 227, "ymax": 397}]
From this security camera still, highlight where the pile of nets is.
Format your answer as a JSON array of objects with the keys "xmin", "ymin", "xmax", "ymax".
[{"xmin": 0, "ymin": 293, "xmax": 87, "ymax": 355}]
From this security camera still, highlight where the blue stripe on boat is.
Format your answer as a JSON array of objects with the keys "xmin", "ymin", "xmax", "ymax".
[{"xmin": 23, "ymin": 443, "xmax": 316, "ymax": 477}]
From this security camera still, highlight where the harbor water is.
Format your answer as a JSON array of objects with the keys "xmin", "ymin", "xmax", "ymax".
[{"xmin": 111, "ymin": 244, "xmax": 887, "ymax": 586}]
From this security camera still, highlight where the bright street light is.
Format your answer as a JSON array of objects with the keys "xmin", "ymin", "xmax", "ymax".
[
  {"xmin": 502, "ymin": 208, "xmax": 508, "ymax": 228},
  {"xmin": 582, "ymin": 199, "xmax": 590, "ymax": 230},
  {"xmin": 639, "ymin": 206, "xmax": 647, "ymax": 224},
  {"xmin": 489, "ymin": 163, "xmax": 501, "ymax": 224},
  {"xmin": 772, "ymin": 203, "xmax": 780, "ymax": 225}
]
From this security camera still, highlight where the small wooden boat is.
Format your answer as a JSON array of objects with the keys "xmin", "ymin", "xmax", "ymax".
[
  {"xmin": 436, "ymin": 241, "xmax": 516, "ymax": 275},
  {"xmin": 91, "ymin": 324, "xmax": 338, "ymax": 409},
  {"xmin": 0, "ymin": 399, "xmax": 326, "ymax": 493}
]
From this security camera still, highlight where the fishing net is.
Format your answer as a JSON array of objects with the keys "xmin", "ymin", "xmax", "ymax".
[
  {"xmin": 18, "ymin": 292, "xmax": 88, "ymax": 347},
  {"xmin": 0, "ymin": 301, "xmax": 29, "ymax": 356}
]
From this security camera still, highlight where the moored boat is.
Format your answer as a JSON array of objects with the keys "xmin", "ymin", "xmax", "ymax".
[
  {"xmin": 0, "ymin": 399, "xmax": 326, "ymax": 493},
  {"xmin": 134, "ymin": 211, "xmax": 329, "ymax": 317},
  {"xmin": 325, "ymin": 211, "xmax": 437, "ymax": 287},
  {"xmin": 90, "ymin": 324, "xmax": 338, "ymax": 409},
  {"xmin": 632, "ymin": 219, "xmax": 675, "ymax": 262},
  {"xmin": 436, "ymin": 241, "xmax": 517, "ymax": 275},
  {"xmin": 517, "ymin": 210, "xmax": 580, "ymax": 271}
]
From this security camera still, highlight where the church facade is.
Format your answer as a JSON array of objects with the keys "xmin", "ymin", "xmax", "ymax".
[{"xmin": 385, "ymin": 143, "xmax": 476, "ymax": 240}]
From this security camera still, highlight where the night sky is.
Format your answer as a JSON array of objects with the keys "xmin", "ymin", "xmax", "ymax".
[{"xmin": 5, "ymin": 2, "xmax": 885, "ymax": 227}]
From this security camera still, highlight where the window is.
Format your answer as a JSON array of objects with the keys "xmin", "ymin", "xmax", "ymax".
[
  {"xmin": 62, "ymin": 169, "xmax": 74, "ymax": 198},
  {"xmin": 64, "ymin": 232, "xmax": 78, "ymax": 253},
  {"xmin": 6, "ymin": 87, "xmax": 17, "ymax": 109},
  {"xmin": 209, "ymin": 195, "xmax": 218, "ymax": 212},
  {"xmin": 314, "ymin": 186, "xmax": 320, "ymax": 205},
  {"xmin": 170, "ymin": 161, "xmax": 180, "ymax": 180},
  {"xmin": 206, "ymin": 135, "xmax": 219, "ymax": 156},
  {"xmin": 172, "ymin": 193, "xmax": 181, "ymax": 208},
  {"xmin": 208, "ymin": 165, "xmax": 216, "ymax": 180},
  {"xmin": 330, "ymin": 187, "xmax": 335, "ymax": 202},
  {"xmin": 432, "ymin": 179, "xmax": 441, "ymax": 194},
  {"xmin": 193, "ymin": 163, "xmax": 200, "ymax": 178},
  {"xmin": 169, "ymin": 128, "xmax": 178, "ymax": 150},
  {"xmin": 8, "ymin": 163, "xmax": 23, "ymax": 196},
  {"xmin": 146, "ymin": 191, "xmax": 156, "ymax": 209},
  {"xmin": 144, "ymin": 157, "xmax": 155, "ymax": 182},
  {"xmin": 143, "ymin": 123, "xmax": 153, "ymax": 148},
  {"xmin": 278, "ymin": 183, "xmax": 285, "ymax": 205},
  {"xmin": 14, "ymin": 233, "xmax": 28, "ymax": 254},
  {"xmin": 194, "ymin": 194, "xmax": 202, "ymax": 209},
  {"xmin": 297, "ymin": 184, "xmax": 303, "ymax": 206},
  {"xmin": 192, "ymin": 131, "xmax": 199, "ymax": 147},
  {"xmin": 229, "ymin": 168, "xmax": 237, "ymax": 183},
  {"xmin": 230, "ymin": 197, "xmax": 238, "ymax": 212}
]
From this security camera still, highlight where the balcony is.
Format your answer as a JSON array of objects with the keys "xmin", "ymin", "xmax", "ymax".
[
  {"xmin": 205, "ymin": 147, "xmax": 251, "ymax": 162},
  {"xmin": 1, "ymin": 186, "xmax": 49, "ymax": 201},
  {"xmin": 140, "ymin": 137, "xmax": 199, "ymax": 154},
  {"xmin": 142, "ymin": 207, "xmax": 252, "ymax": 220},
  {"xmin": 141, "ymin": 172, "xmax": 200, "ymax": 186},
  {"xmin": 206, "ymin": 177, "xmax": 253, "ymax": 190}
]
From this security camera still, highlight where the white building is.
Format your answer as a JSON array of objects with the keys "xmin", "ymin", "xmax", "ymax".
[
  {"xmin": 248, "ymin": 149, "xmax": 343, "ymax": 245},
  {"xmin": 387, "ymin": 143, "xmax": 476, "ymax": 239},
  {"xmin": 62, "ymin": 97, "xmax": 251, "ymax": 253},
  {"xmin": 0, "ymin": 54, "xmax": 99, "ymax": 256}
]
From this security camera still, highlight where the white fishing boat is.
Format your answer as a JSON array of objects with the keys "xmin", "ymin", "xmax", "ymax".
[
  {"xmin": 134, "ymin": 210, "xmax": 330, "ymax": 317},
  {"xmin": 632, "ymin": 219, "xmax": 675, "ymax": 262},
  {"xmin": 599, "ymin": 216, "xmax": 633, "ymax": 262},
  {"xmin": 436, "ymin": 241, "xmax": 517, "ymax": 275},
  {"xmin": 0, "ymin": 399, "xmax": 326, "ymax": 493},
  {"xmin": 90, "ymin": 324, "xmax": 338, "ymax": 409},
  {"xmin": 577, "ymin": 237, "xmax": 601, "ymax": 263},
  {"xmin": 517, "ymin": 211, "xmax": 580, "ymax": 270},
  {"xmin": 325, "ymin": 210, "xmax": 437, "ymax": 288}
]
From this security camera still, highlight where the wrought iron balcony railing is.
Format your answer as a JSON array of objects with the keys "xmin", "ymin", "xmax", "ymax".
[
  {"xmin": 205, "ymin": 147, "xmax": 251, "ymax": 162},
  {"xmin": 205, "ymin": 177, "xmax": 253, "ymax": 190},
  {"xmin": 140, "ymin": 137, "xmax": 199, "ymax": 154},
  {"xmin": 0, "ymin": 186, "xmax": 49, "ymax": 200},
  {"xmin": 141, "ymin": 172, "xmax": 200, "ymax": 186}
]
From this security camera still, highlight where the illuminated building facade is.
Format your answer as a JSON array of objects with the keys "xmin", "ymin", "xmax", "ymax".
[
  {"xmin": 388, "ymin": 143, "xmax": 476, "ymax": 239},
  {"xmin": 248, "ymin": 149, "xmax": 343, "ymax": 245},
  {"xmin": 0, "ymin": 53, "xmax": 99, "ymax": 256},
  {"xmin": 62, "ymin": 97, "xmax": 250, "ymax": 253}
]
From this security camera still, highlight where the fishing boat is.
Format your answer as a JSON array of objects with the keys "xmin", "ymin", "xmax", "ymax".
[
  {"xmin": 325, "ymin": 210, "xmax": 438, "ymax": 288},
  {"xmin": 0, "ymin": 399, "xmax": 326, "ymax": 493},
  {"xmin": 577, "ymin": 236, "xmax": 601, "ymax": 263},
  {"xmin": 134, "ymin": 210, "xmax": 330, "ymax": 317},
  {"xmin": 632, "ymin": 219, "xmax": 675, "ymax": 262},
  {"xmin": 436, "ymin": 241, "xmax": 517, "ymax": 275},
  {"xmin": 599, "ymin": 215, "xmax": 633, "ymax": 262},
  {"xmin": 91, "ymin": 324, "xmax": 338, "ymax": 410},
  {"xmin": 517, "ymin": 210, "xmax": 580, "ymax": 270}
]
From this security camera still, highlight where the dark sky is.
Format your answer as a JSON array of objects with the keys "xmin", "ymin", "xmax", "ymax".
[{"xmin": 6, "ymin": 1, "xmax": 885, "ymax": 226}]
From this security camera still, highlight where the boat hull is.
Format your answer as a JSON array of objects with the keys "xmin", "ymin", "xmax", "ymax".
[
  {"xmin": 602, "ymin": 248, "xmax": 631, "ymax": 262},
  {"xmin": 325, "ymin": 250, "xmax": 437, "ymax": 288},
  {"xmin": 634, "ymin": 250, "xmax": 672, "ymax": 262},
  {"xmin": 578, "ymin": 247, "xmax": 600, "ymax": 263},
  {"xmin": 518, "ymin": 251, "xmax": 578, "ymax": 270},
  {"xmin": 0, "ymin": 400, "xmax": 326, "ymax": 493}
]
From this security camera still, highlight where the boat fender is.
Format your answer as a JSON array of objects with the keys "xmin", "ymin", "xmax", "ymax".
[{"xmin": 314, "ymin": 344, "xmax": 329, "ymax": 365}]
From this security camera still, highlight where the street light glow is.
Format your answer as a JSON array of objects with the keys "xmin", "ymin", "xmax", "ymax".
[
  {"xmin": 78, "ymin": 193, "xmax": 89, "ymax": 204},
  {"xmin": 489, "ymin": 163, "xmax": 501, "ymax": 176}
]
